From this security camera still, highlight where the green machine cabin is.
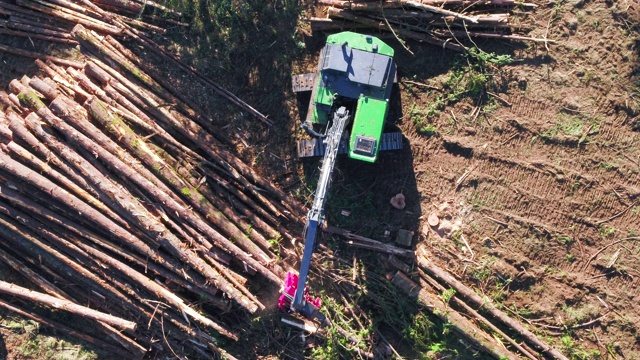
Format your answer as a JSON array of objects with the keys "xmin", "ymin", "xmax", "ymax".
[{"xmin": 293, "ymin": 32, "xmax": 401, "ymax": 163}]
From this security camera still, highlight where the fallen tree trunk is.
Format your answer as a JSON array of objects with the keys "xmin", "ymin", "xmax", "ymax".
[
  {"xmin": 0, "ymin": 27, "xmax": 77, "ymax": 44},
  {"xmin": 390, "ymin": 271, "xmax": 518, "ymax": 359},
  {"xmin": 325, "ymin": 226, "xmax": 414, "ymax": 257},
  {"xmin": 83, "ymin": 59, "xmax": 292, "ymax": 220},
  {"xmin": 16, "ymin": 0, "xmax": 123, "ymax": 35},
  {"xmin": 327, "ymin": 7, "xmax": 467, "ymax": 52},
  {"xmin": 0, "ymin": 18, "xmax": 73, "ymax": 38},
  {"xmin": 16, "ymin": 90, "xmax": 260, "ymax": 313},
  {"xmin": 0, "ymin": 246, "xmax": 73, "ymax": 301},
  {"xmin": 0, "ymin": 120, "xmax": 126, "ymax": 227},
  {"xmin": 0, "ymin": 183, "xmax": 227, "ymax": 310},
  {"xmin": 0, "ymin": 43, "xmax": 83, "ymax": 68},
  {"xmin": 417, "ymin": 269, "xmax": 539, "ymax": 359},
  {"xmin": 0, "ymin": 298, "xmax": 133, "ymax": 357},
  {"xmin": 83, "ymin": 96, "xmax": 277, "ymax": 270},
  {"xmin": 0, "ymin": 280, "xmax": 137, "ymax": 331},
  {"xmin": 39, "ymin": 89, "xmax": 279, "ymax": 293},
  {"xmin": 416, "ymin": 248, "xmax": 569, "ymax": 360}
]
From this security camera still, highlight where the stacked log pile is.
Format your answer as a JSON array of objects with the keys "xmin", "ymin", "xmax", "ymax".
[
  {"xmin": 0, "ymin": 18, "xmax": 306, "ymax": 358},
  {"xmin": 1, "ymin": 0, "xmax": 273, "ymax": 125},
  {"xmin": 310, "ymin": 0, "xmax": 546, "ymax": 52}
]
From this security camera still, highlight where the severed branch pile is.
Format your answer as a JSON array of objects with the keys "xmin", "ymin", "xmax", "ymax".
[
  {"xmin": 311, "ymin": 0, "xmax": 547, "ymax": 52},
  {"xmin": 0, "ymin": 23, "xmax": 305, "ymax": 359}
]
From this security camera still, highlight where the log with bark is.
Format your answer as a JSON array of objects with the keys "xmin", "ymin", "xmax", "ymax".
[
  {"xmin": 14, "ymin": 89, "xmax": 262, "ymax": 314},
  {"xmin": 390, "ymin": 271, "xmax": 518, "ymax": 359},
  {"xmin": 416, "ymin": 246, "xmax": 569, "ymax": 360},
  {"xmin": 314, "ymin": 0, "xmax": 543, "ymax": 50},
  {"xmin": 0, "ymin": 44, "xmax": 83, "ymax": 68},
  {"xmin": 0, "ymin": 298, "xmax": 133, "ymax": 357},
  {"xmin": 82, "ymin": 58, "xmax": 303, "ymax": 220},
  {"xmin": 37, "ymin": 83, "xmax": 282, "ymax": 289},
  {"xmin": 0, "ymin": 280, "xmax": 136, "ymax": 331}
]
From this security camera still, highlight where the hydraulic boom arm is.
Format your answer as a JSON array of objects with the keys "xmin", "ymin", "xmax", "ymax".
[{"xmin": 290, "ymin": 106, "xmax": 351, "ymax": 321}]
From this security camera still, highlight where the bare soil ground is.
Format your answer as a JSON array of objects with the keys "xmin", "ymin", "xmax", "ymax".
[
  {"xmin": 0, "ymin": 0, "xmax": 639, "ymax": 358},
  {"xmin": 289, "ymin": 0, "xmax": 640, "ymax": 358}
]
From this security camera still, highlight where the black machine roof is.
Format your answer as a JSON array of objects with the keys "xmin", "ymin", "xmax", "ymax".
[{"xmin": 321, "ymin": 43, "xmax": 392, "ymax": 89}]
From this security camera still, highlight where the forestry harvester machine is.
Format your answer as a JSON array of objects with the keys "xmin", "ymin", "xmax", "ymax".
[{"xmin": 279, "ymin": 32, "xmax": 402, "ymax": 324}]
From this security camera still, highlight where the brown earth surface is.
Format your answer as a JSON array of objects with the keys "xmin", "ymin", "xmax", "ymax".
[{"xmin": 1, "ymin": 0, "xmax": 639, "ymax": 359}]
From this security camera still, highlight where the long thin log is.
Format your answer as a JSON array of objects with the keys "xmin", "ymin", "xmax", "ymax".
[
  {"xmin": 0, "ymin": 280, "xmax": 136, "ymax": 331},
  {"xmin": 0, "ymin": 17, "xmax": 73, "ymax": 37},
  {"xmin": 0, "ymin": 247, "xmax": 73, "ymax": 301},
  {"xmin": 403, "ymin": 0, "xmax": 478, "ymax": 23},
  {"xmin": 319, "ymin": 0, "xmax": 536, "ymax": 9},
  {"xmin": 0, "ymin": 134, "xmax": 125, "ymax": 227},
  {"xmin": 391, "ymin": 271, "xmax": 516, "ymax": 358},
  {"xmin": 0, "ymin": 44, "xmax": 83, "ymax": 68},
  {"xmin": 83, "ymin": 59, "xmax": 299, "ymax": 220},
  {"xmin": 16, "ymin": 0, "xmax": 123, "ymax": 35},
  {"xmin": 416, "ymin": 249, "xmax": 569, "ymax": 360},
  {"xmin": 83, "ymin": 96, "xmax": 277, "ymax": 270},
  {"xmin": 92, "ymin": 0, "xmax": 143, "ymax": 14},
  {"xmin": 410, "ymin": 0, "xmax": 537, "ymax": 7},
  {"xmin": 75, "ymin": 237, "xmax": 238, "ymax": 340},
  {"xmin": 0, "ymin": 27, "xmax": 77, "ymax": 45},
  {"xmin": 435, "ymin": 29, "xmax": 556, "ymax": 43},
  {"xmin": 0, "ymin": 1, "xmax": 66, "ymax": 24},
  {"xmin": 39, "ymin": 0, "xmax": 101, "ymax": 18},
  {"xmin": 318, "ymin": 0, "xmax": 402, "ymax": 10},
  {"xmin": 0, "ymin": 183, "xmax": 227, "ymax": 310},
  {"xmin": 8, "ymin": 14, "xmax": 74, "ymax": 33},
  {"xmin": 325, "ymin": 226, "xmax": 414, "ymax": 258},
  {"xmin": 327, "ymin": 8, "xmax": 467, "ymax": 52},
  {"xmin": 391, "ymin": 271, "xmax": 517, "ymax": 359},
  {"xmin": 4, "ymin": 110, "xmax": 102, "ymax": 202},
  {"xmin": 16, "ymin": 90, "xmax": 262, "ymax": 311},
  {"xmin": 417, "ymin": 270, "xmax": 538, "ymax": 359},
  {"xmin": 304, "ymin": 17, "xmax": 376, "ymax": 31},
  {"xmin": 0, "ymin": 299, "xmax": 133, "ymax": 357}
]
